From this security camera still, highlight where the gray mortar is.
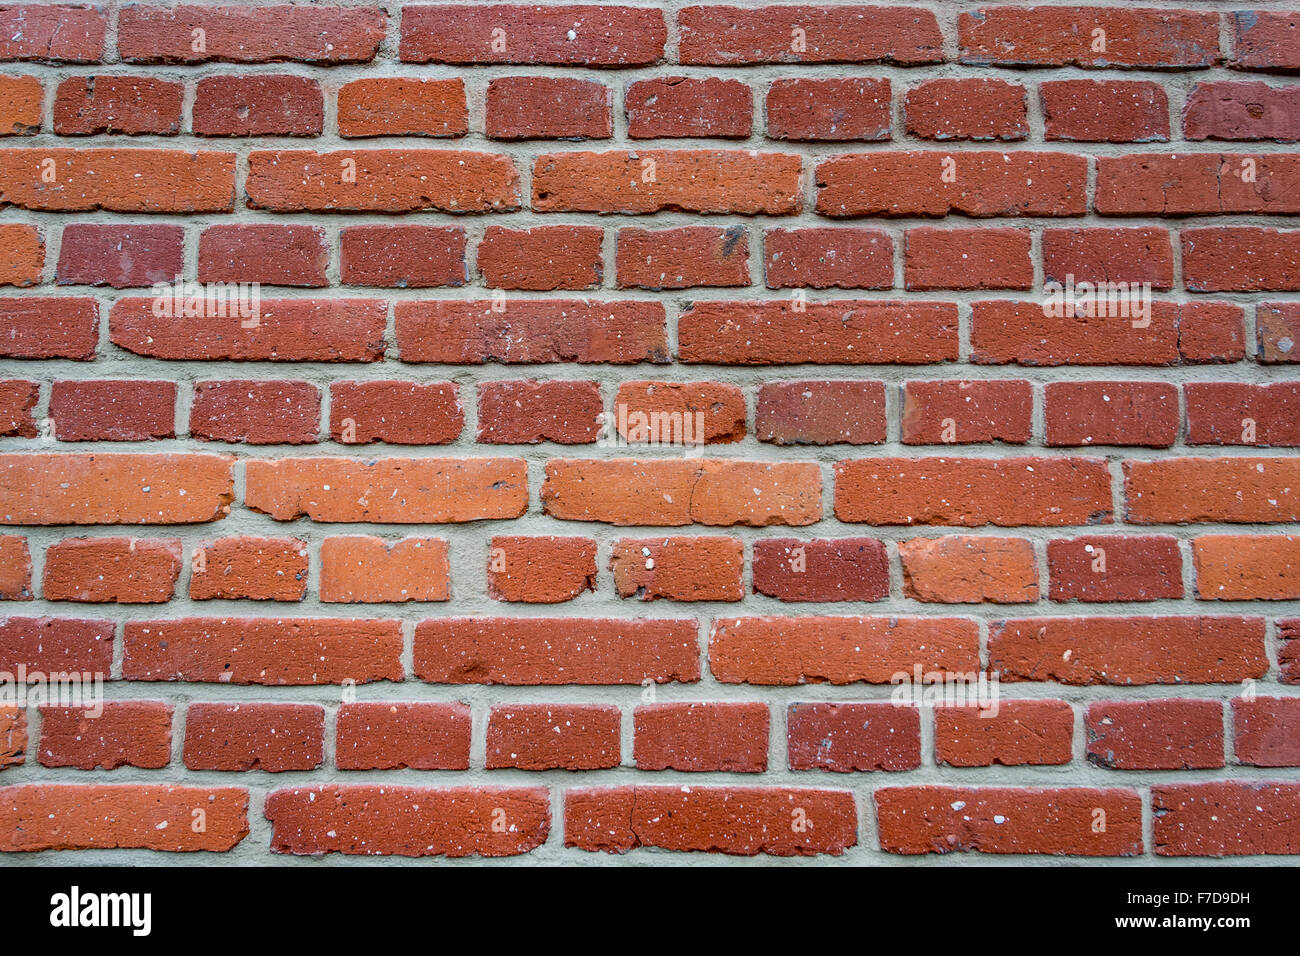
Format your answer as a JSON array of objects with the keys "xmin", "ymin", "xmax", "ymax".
[{"xmin": 0, "ymin": 0, "xmax": 1297, "ymax": 866}]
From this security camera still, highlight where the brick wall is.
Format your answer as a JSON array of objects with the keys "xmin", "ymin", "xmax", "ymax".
[{"xmin": 0, "ymin": 1, "xmax": 1298, "ymax": 862}]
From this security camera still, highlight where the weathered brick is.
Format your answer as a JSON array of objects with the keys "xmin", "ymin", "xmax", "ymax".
[
  {"xmin": 610, "ymin": 536, "xmax": 743, "ymax": 602},
  {"xmin": 487, "ymin": 704, "xmax": 619, "ymax": 770},
  {"xmin": 752, "ymin": 537, "xmax": 889, "ymax": 602},
  {"xmin": 487, "ymin": 536, "xmax": 597, "ymax": 603},
  {"xmin": 414, "ymin": 618, "xmax": 700, "ymax": 685},
  {"xmin": 710, "ymin": 616, "xmax": 979, "ymax": 685},
  {"xmin": 900, "ymin": 536, "xmax": 1038, "ymax": 604},
  {"xmin": 566, "ymin": 786, "xmax": 857, "ymax": 856},
  {"xmin": 320, "ymin": 537, "xmax": 450, "ymax": 604},
  {"xmin": 787, "ymin": 702, "xmax": 920, "ymax": 772}
]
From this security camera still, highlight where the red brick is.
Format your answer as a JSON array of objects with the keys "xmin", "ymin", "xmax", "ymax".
[
  {"xmin": 477, "ymin": 380, "xmax": 603, "ymax": 444},
  {"xmin": 1185, "ymin": 81, "xmax": 1300, "ymax": 141},
  {"xmin": 905, "ymin": 227, "xmax": 1032, "ymax": 290},
  {"xmin": 960, "ymin": 6, "xmax": 1218, "ymax": 68},
  {"xmin": 1185, "ymin": 227, "xmax": 1300, "ymax": 291},
  {"xmin": 341, "ymin": 226, "xmax": 466, "ymax": 288},
  {"xmin": 189, "ymin": 536, "xmax": 308, "ymax": 602},
  {"xmin": 905, "ymin": 78, "xmax": 1027, "ymax": 141},
  {"xmin": 935, "ymin": 701, "xmax": 1073, "ymax": 767},
  {"xmin": 1180, "ymin": 302, "xmax": 1248, "ymax": 362},
  {"xmin": 56, "ymin": 224, "xmax": 183, "ymax": 289},
  {"xmin": 487, "ymin": 704, "xmax": 619, "ymax": 770},
  {"xmin": 190, "ymin": 380, "xmax": 321, "ymax": 445},
  {"xmin": 614, "ymin": 380, "xmax": 745, "ymax": 444},
  {"xmin": 1258, "ymin": 302, "xmax": 1300, "ymax": 363},
  {"xmin": 414, "ymin": 617, "xmax": 699, "ymax": 685},
  {"xmin": 400, "ymin": 4, "xmax": 666, "ymax": 66},
  {"xmin": 753, "ymin": 537, "xmax": 889, "ymax": 602},
  {"xmin": 0, "ymin": 149, "xmax": 235, "ymax": 213},
  {"xmin": 330, "ymin": 381, "xmax": 463, "ymax": 445},
  {"xmin": 788, "ymin": 701, "xmax": 920, "ymax": 772},
  {"xmin": 972, "ymin": 301, "xmax": 1240, "ymax": 367},
  {"xmin": 679, "ymin": 5, "xmax": 942, "ymax": 65},
  {"xmin": 533, "ymin": 150, "xmax": 800, "ymax": 214},
  {"xmin": 616, "ymin": 226, "xmax": 748, "ymax": 290},
  {"xmin": 1096, "ymin": 152, "xmax": 1300, "ymax": 215},
  {"xmin": 245, "ymin": 457, "xmax": 527, "ymax": 523},
  {"xmin": 1041, "ymin": 80, "xmax": 1170, "ymax": 142},
  {"xmin": 49, "ymin": 380, "xmax": 176, "ymax": 441},
  {"xmin": 1042, "ymin": 227, "xmax": 1175, "ymax": 290},
  {"xmin": 0, "ymin": 784, "xmax": 247, "ymax": 852},
  {"xmin": 184, "ymin": 703, "xmax": 322, "ymax": 772},
  {"xmin": 0, "ymin": 224, "xmax": 42, "ymax": 284},
  {"xmin": 0, "ymin": 616, "xmax": 113, "ymax": 674},
  {"xmin": 0, "ymin": 453, "xmax": 234, "ymax": 525},
  {"xmin": 198, "ymin": 225, "xmax": 327, "ymax": 287},
  {"xmin": 635, "ymin": 702, "xmax": 768, "ymax": 772},
  {"xmin": 0, "ymin": 535, "xmax": 31, "ymax": 600},
  {"xmin": 766, "ymin": 78, "xmax": 890, "ymax": 141},
  {"xmin": 1086, "ymin": 699, "xmax": 1224, "ymax": 770},
  {"xmin": 320, "ymin": 537, "xmax": 450, "ymax": 604},
  {"xmin": 0, "ymin": 74, "xmax": 40, "ymax": 134},
  {"xmin": 397, "ymin": 299, "xmax": 667, "ymax": 365},
  {"xmin": 0, "ymin": 297, "xmax": 97, "ymax": 360},
  {"xmin": 610, "ymin": 536, "xmax": 744, "ymax": 602},
  {"xmin": 1045, "ymin": 381, "xmax": 1179, "ymax": 447},
  {"xmin": 815, "ymin": 151, "xmax": 1087, "ymax": 218},
  {"xmin": 835, "ymin": 457, "xmax": 1112, "ymax": 527},
  {"xmin": 627, "ymin": 76, "xmax": 751, "ymax": 138},
  {"xmin": 246, "ymin": 149, "xmax": 519, "ymax": 214},
  {"xmin": 336, "ymin": 702, "xmax": 470, "ymax": 770},
  {"xmin": 477, "ymin": 225, "xmax": 602, "ymax": 291},
  {"xmin": 899, "ymin": 536, "xmax": 1038, "ymax": 604},
  {"xmin": 1234, "ymin": 698, "xmax": 1300, "ymax": 766},
  {"xmin": 1231, "ymin": 11, "xmax": 1300, "ymax": 72},
  {"xmin": 43, "ymin": 537, "xmax": 181, "ymax": 604},
  {"xmin": 1194, "ymin": 535, "xmax": 1300, "ymax": 600},
  {"xmin": 266, "ymin": 785, "xmax": 549, "ymax": 858},
  {"xmin": 877, "ymin": 786, "xmax": 1142, "ymax": 856},
  {"xmin": 123, "ymin": 618, "xmax": 403, "ymax": 685},
  {"xmin": 111, "ymin": 298, "xmax": 386, "ymax": 363},
  {"xmin": 0, "ymin": 5, "xmax": 105, "ymax": 63},
  {"xmin": 118, "ymin": 5, "xmax": 385, "ymax": 63},
  {"xmin": 710, "ymin": 616, "xmax": 979, "ymax": 685},
  {"xmin": 53, "ymin": 75, "xmax": 182, "ymax": 135},
  {"xmin": 1154, "ymin": 782, "xmax": 1300, "ymax": 856},
  {"xmin": 1048, "ymin": 535, "xmax": 1183, "ymax": 602},
  {"xmin": 566, "ymin": 786, "xmax": 856, "ymax": 856},
  {"xmin": 990, "ymin": 616, "xmax": 1267, "ymax": 685},
  {"xmin": 39, "ymin": 701, "xmax": 172, "ymax": 770},
  {"xmin": 756, "ymin": 380, "xmax": 887, "ymax": 444},
  {"xmin": 0, "ymin": 380, "xmax": 35, "ymax": 439},
  {"xmin": 1124, "ymin": 457, "xmax": 1300, "ymax": 523},
  {"xmin": 1283, "ymin": 619, "xmax": 1300, "ymax": 684},
  {"xmin": 487, "ymin": 536, "xmax": 597, "ymax": 603},
  {"xmin": 485, "ymin": 77, "xmax": 611, "ymax": 140},
  {"xmin": 680, "ymin": 301, "xmax": 958, "ymax": 365},
  {"xmin": 339, "ymin": 78, "xmax": 467, "ymax": 138},
  {"xmin": 0, "ymin": 707, "xmax": 24, "ymax": 767},
  {"xmin": 763, "ymin": 228, "xmax": 893, "ymax": 289},
  {"xmin": 1187, "ymin": 382, "xmax": 1300, "ymax": 446},
  {"xmin": 542, "ymin": 458, "xmax": 821, "ymax": 527},
  {"xmin": 901, "ymin": 380, "xmax": 1032, "ymax": 444}
]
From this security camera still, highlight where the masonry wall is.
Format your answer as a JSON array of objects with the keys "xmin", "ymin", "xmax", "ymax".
[{"xmin": 0, "ymin": 0, "xmax": 1298, "ymax": 863}]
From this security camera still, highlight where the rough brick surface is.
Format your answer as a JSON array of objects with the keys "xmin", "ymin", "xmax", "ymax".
[{"xmin": 3, "ymin": 0, "xmax": 1296, "ymax": 869}]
